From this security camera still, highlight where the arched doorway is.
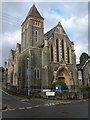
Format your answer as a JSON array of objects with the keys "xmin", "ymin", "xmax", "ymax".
[{"xmin": 56, "ymin": 67, "xmax": 70, "ymax": 86}]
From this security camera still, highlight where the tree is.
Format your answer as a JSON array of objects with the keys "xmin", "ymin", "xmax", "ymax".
[{"xmin": 80, "ymin": 52, "xmax": 89, "ymax": 64}]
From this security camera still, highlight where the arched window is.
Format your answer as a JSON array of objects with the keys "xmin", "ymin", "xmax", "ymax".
[
  {"xmin": 51, "ymin": 45, "xmax": 53, "ymax": 62},
  {"xmin": 67, "ymin": 47, "xmax": 70, "ymax": 63},
  {"xmin": 34, "ymin": 69, "xmax": 37, "ymax": 78},
  {"xmin": 37, "ymin": 69, "xmax": 40, "ymax": 79},
  {"xmin": 56, "ymin": 39, "xmax": 59, "ymax": 62},
  {"xmin": 62, "ymin": 40, "xmax": 64, "ymax": 60},
  {"xmin": 35, "ymin": 31, "xmax": 38, "ymax": 42}
]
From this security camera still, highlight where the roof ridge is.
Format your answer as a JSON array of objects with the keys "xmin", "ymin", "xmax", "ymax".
[
  {"xmin": 26, "ymin": 4, "xmax": 44, "ymax": 20},
  {"xmin": 44, "ymin": 24, "xmax": 58, "ymax": 37}
]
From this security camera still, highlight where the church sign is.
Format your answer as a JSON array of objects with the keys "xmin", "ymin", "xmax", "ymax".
[
  {"xmin": 46, "ymin": 91, "xmax": 55, "ymax": 96},
  {"xmin": 55, "ymin": 84, "xmax": 62, "ymax": 92}
]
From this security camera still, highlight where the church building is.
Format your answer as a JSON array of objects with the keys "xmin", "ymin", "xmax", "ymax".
[{"xmin": 7, "ymin": 4, "xmax": 78, "ymax": 94}]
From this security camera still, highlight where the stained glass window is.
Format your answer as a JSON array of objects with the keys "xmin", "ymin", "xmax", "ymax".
[
  {"xmin": 56, "ymin": 39, "xmax": 59, "ymax": 62},
  {"xmin": 67, "ymin": 47, "xmax": 70, "ymax": 63},
  {"xmin": 51, "ymin": 45, "xmax": 53, "ymax": 62},
  {"xmin": 37, "ymin": 69, "xmax": 40, "ymax": 78},
  {"xmin": 62, "ymin": 40, "xmax": 64, "ymax": 60},
  {"xmin": 35, "ymin": 69, "xmax": 37, "ymax": 78},
  {"xmin": 35, "ymin": 31, "xmax": 38, "ymax": 42}
]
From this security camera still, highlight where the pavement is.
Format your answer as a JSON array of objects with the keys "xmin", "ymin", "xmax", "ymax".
[
  {"xmin": 1, "ymin": 89, "xmax": 88, "ymax": 111},
  {"xmin": 1, "ymin": 89, "xmax": 88, "ymax": 118},
  {"xmin": 2, "ymin": 99, "xmax": 88, "ymax": 118}
]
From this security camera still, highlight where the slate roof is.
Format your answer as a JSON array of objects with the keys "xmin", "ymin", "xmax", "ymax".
[
  {"xmin": 11, "ymin": 49, "xmax": 16, "ymax": 59},
  {"xmin": 12, "ymin": 50, "xmax": 16, "ymax": 56},
  {"xmin": 44, "ymin": 25, "xmax": 57, "ymax": 38},
  {"xmin": 77, "ymin": 62, "xmax": 85, "ymax": 70},
  {"xmin": 26, "ymin": 4, "xmax": 44, "ymax": 20},
  {"xmin": 77, "ymin": 57, "xmax": 90, "ymax": 70},
  {"xmin": 0, "ymin": 67, "xmax": 4, "ymax": 72},
  {"xmin": 44, "ymin": 22, "xmax": 67, "ymax": 39},
  {"xmin": 17, "ymin": 43, "xmax": 21, "ymax": 52}
]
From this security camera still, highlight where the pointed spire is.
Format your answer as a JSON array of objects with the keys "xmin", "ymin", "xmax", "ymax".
[
  {"xmin": 58, "ymin": 21, "xmax": 61, "ymax": 26},
  {"xmin": 26, "ymin": 4, "xmax": 44, "ymax": 20}
]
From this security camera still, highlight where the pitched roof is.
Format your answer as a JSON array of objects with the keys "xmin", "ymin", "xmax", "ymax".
[
  {"xmin": 0, "ymin": 67, "xmax": 4, "ymax": 72},
  {"xmin": 44, "ymin": 25, "xmax": 57, "ymax": 38},
  {"xmin": 77, "ymin": 57, "xmax": 90, "ymax": 70},
  {"xmin": 17, "ymin": 43, "xmax": 21, "ymax": 52},
  {"xmin": 10, "ymin": 49, "xmax": 16, "ymax": 59},
  {"xmin": 12, "ymin": 50, "xmax": 16, "ymax": 56},
  {"xmin": 44, "ymin": 21, "xmax": 66, "ymax": 39},
  {"xmin": 26, "ymin": 4, "xmax": 44, "ymax": 20}
]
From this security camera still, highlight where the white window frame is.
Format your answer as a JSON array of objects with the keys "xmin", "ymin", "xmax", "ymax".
[
  {"xmin": 78, "ymin": 70, "xmax": 82, "ymax": 79},
  {"xmin": 34, "ymin": 68, "xmax": 40, "ymax": 79},
  {"xmin": 89, "ymin": 66, "xmax": 90, "ymax": 74},
  {"xmin": 78, "ymin": 70, "xmax": 82, "ymax": 86}
]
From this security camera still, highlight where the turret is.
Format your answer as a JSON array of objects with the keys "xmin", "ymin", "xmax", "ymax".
[
  {"xmin": 4, "ymin": 61, "xmax": 7, "ymax": 72},
  {"xmin": 21, "ymin": 4, "xmax": 44, "ymax": 52}
]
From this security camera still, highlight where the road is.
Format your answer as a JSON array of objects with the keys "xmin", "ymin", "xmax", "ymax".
[{"xmin": 2, "ymin": 90, "xmax": 88, "ymax": 118}]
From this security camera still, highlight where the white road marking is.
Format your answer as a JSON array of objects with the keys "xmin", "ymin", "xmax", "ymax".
[
  {"xmin": 2, "ymin": 109, "xmax": 8, "ymax": 112},
  {"xmin": 34, "ymin": 105, "xmax": 41, "ymax": 107},
  {"xmin": 26, "ymin": 106, "xmax": 32, "ymax": 109},
  {"xmin": 8, "ymin": 108, "xmax": 15, "ymax": 111},
  {"xmin": 55, "ymin": 103, "xmax": 59, "ymax": 104},
  {"xmin": 44, "ymin": 103, "xmax": 52, "ymax": 106},
  {"xmin": 21, "ymin": 99, "xmax": 29, "ymax": 102},
  {"xmin": 44, "ymin": 102, "xmax": 60, "ymax": 107},
  {"xmin": 0, "ymin": 89, "xmax": 12, "ymax": 96},
  {"xmin": 18, "ymin": 107, "xmax": 25, "ymax": 110}
]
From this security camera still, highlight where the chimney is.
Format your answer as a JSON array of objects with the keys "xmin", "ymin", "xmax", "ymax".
[
  {"xmin": 4, "ymin": 61, "xmax": 7, "ymax": 72},
  {"xmin": 44, "ymin": 36, "xmax": 48, "ymax": 47}
]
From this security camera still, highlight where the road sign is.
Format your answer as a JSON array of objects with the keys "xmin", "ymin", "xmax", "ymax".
[
  {"xmin": 43, "ymin": 89, "xmax": 51, "ymax": 92},
  {"xmin": 55, "ymin": 84, "xmax": 62, "ymax": 92},
  {"xmin": 46, "ymin": 91, "xmax": 55, "ymax": 96}
]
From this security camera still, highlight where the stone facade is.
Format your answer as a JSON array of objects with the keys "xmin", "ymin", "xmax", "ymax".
[
  {"xmin": 77, "ymin": 58, "xmax": 90, "ymax": 87},
  {"xmin": 7, "ymin": 4, "xmax": 78, "ymax": 94}
]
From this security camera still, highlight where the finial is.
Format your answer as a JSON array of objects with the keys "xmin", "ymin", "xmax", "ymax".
[
  {"xmin": 45, "ymin": 36, "xmax": 48, "ymax": 41},
  {"xmin": 58, "ymin": 21, "xmax": 61, "ymax": 25},
  {"xmin": 33, "ymin": 3, "xmax": 35, "ymax": 6}
]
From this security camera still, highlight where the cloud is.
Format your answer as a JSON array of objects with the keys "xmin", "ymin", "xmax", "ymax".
[
  {"xmin": 2, "ymin": 30, "xmax": 21, "ymax": 65},
  {"xmin": 1, "ymin": 2, "xmax": 88, "ymax": 66},
  {"xmin": 3, "ymin": 31, "xmax": 21, "ymax": 46},
  {"xmin": 61, "ymin": 15, "xmax": 88, "ymax": 63},
  {"xmin": 43, "ymin": 6, "xmax": 88, "ymax": 63}
]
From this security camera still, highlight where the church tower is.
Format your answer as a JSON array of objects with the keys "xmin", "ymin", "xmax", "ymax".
[{"xmin": 21, "ymin": 4, "xmax": 44, "ymax": 52}]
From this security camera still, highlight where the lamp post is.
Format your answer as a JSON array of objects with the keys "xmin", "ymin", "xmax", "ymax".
[{"xmin": 27, "ymin": 57, "xmax": 30, "ymax": 97}]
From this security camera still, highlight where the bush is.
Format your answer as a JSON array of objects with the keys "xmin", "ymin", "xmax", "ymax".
[
  {"xmin": 80, "ymin": 85, "xmax": 88, "ymax": 91},
  {"xmin": 49, "ymin": 81, "xmax": 68, "ymax": 90}
]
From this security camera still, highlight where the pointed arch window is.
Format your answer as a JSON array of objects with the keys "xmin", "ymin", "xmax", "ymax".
[
  {"xmin": 56, "ymin": 39, "xmax": 59, "ymax": 62},
  {"xmin": 51, "ymin": 45, "xmax": 53, "ymax": 62},
  {"xmin": 35, "ymin": 31, "xmax": 38, "ymax": 42},
  {"xmin": 37, "ymin": 69, "xmax": 40, "ymax": 79},
  {"xmin": 67, "ymin": 47, "xmax": 70, "ymax": 63},
  {"xmin": 34, "ymin": 69, "xmax": 37, "ymax": 79},
  {"xmin": 62, "ymin": 40, "xmax": 64, "ymax": 60}
]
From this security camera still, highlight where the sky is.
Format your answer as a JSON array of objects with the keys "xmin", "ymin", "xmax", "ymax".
[{"xmin": 1, "ymin": 2, "xmax": 89, "ymax": 67}]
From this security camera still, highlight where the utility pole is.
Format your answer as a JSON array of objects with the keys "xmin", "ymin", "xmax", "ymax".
[
  {"xmin": 27, "ymin": 57, "xmax": 30, "ymax": 97},
  {"xmin": 4, "ymin": 61, "xmax": 7, "ymax": 89}
]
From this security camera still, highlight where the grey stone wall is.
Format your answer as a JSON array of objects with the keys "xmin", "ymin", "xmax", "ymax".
[
  {"xmin": 30, "ymin": 48, "xmax": 42, "ymax": 91},
  {"xmin": 83, "ymin": 61, "xmax": 90, "ymax": 86}
]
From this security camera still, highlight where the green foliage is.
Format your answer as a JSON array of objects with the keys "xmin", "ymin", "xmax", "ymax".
[
  {"xmin": 80, "ymin": 52, "xmax": 89, "ymax": 64},
  {"xmin": 80, "ymin": 84, "xmax": 87, "ymax": 91},
  {"xmin": 49, "ymin": 81, "xmax": 68, "ymax": 90}
]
